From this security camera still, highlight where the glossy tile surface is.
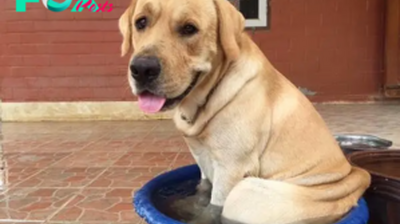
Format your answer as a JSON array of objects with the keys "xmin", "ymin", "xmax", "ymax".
[
  {"xmin": 317, "ymin": 103, "xmax": 400, "ymax": 147},
  {"xmin": 0, "ymin": 103, "xmax": 399, "ymax": 223}
]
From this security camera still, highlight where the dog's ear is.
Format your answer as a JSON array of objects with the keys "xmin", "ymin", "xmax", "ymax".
[
  {"xmin": 119, "ymin": 1, "xmax": 136, "ymax": 57},
  {"xmin": 214, "ymin": 0, "xmax": 245, "ymax": 61}
]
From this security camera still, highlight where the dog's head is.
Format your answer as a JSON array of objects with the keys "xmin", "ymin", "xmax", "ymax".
[{"xmin": 119, "ymin": 0, "xmax": 244, "ymax": 113}]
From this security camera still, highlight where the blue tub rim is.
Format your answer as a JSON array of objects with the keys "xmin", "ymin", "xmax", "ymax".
[{"xmin": 133, "ymin": 164, "xmax": 369, "ymax": 224}]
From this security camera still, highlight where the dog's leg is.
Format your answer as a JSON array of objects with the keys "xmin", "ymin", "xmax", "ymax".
[
  {"xmin": 221, "ymin": 167, "xmax": 370, "ymax": 224},
  {"xmin": 192, "ymin": 153, "xmax": 212, "ymax": 206},
  {"xmin": 171, "ymin": 170, "xmax": 212, "ymax": 221},
  {"xmin": 189, "ymin": 204, "xmax": 223, "ymax": 224},
  {"xmin": 189, "ymin": 167, "xmax": 244, "ymax": 224},
  {"xmin": 196, "ymin": 176, "xmax": 212, "ymax": 206}
]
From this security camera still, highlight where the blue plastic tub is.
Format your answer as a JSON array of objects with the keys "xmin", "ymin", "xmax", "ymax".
[{"xmin": 134, "ymin": 164, "xmax": 369, "ymax": 224}]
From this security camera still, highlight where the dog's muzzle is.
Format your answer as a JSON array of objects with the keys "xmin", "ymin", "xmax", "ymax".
[{"xmin": 130, "ymin": 56, "xmax": 161, "ymax": 86}]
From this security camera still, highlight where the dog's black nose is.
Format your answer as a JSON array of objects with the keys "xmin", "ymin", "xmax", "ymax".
[{"xmin": 130, "ymin": 56, "xmax": 161, "ymax": 83}]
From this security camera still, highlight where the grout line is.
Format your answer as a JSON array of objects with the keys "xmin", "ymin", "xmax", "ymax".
[
  {"xmin": 0, "ymin": 121, "xmax": 176, "ymax": 224},
  {"xmin": 1, "ymin": 135, "xmax": 108, "ymax": 193},
  {"xmin": 39, "ymin": 123, "xmax": 171, "ymax": 223},
  {"xmin": 20, "ymin": 139, "xmax": 56, "ymax": 154},
  {"xmin": 76, "ymin": 126, "xmax": 149, "ymax": 189},
  {"xmin": 38, "ymin": 129, "xmax": 115, "ymax": 222},
  {"xmin": 168, "ymin": 152, "xmax": 181, "ymax": 172},
  {"xmin": 2, "ymin": 121, "xmax": 176, "ymax": 193},
  {"xmin": 41, "ymin": 131, "xmax": 143, "ymax": 223},
  {"xmin": 8, "ymin": 150, "xmax": 78, "ymax": 186},
  {"xmin": 0, "ymin": 219, "xmax": 43, "ymax": 223},
  {"xmin": 0, "ymin": 186, "xmax": 139, "ymax": 189},
  {"xmin": 43, "ymin": 130, "xmax": 115, "ymax": 169},
  {"xmin": 45, "ymin": 194, "xmax": 78, "ymax": 222},
  {"xmin": 141, "ymin": 122, "xmax": 161, "ymax": 140},
  {"xmin": 82, "ymin": 167, "xmax": 109, "ymax": 189}
]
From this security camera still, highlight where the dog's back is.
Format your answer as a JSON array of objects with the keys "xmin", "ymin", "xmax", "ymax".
[{"xmin": 218, "ymin": 36, "xmax": 371, "ymax": 224}]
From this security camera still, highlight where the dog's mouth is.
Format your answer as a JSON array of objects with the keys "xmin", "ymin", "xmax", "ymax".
[{"xmin": 137, "ymin": 72, "xmax": 202, "ymax": 114}]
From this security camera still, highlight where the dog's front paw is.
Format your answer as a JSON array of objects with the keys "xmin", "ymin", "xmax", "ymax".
[
  {"xmin": 197, "ymin": 179, "xmax": 212, "ymax": 193},
  {"xmin": 195, "ymin": 180, "xmax": 211, "ymax": 206},
  {"xmin": 188, "ymin": 204, "xmax": 222, "ymax": 224},
  {"xmin": 171, "ymin": 196, "xmax": 206, "ymax": 221},
  {"xmin": 180, "ymin": 105, "xmax": 198, "ymax": 125},
  {"xmin": 189, "ymin": 213, "xmax": 218, "ymax": 224},
  {"xmin": 176, "ymin": 97, "xmax": 201, "ymax": 125}
]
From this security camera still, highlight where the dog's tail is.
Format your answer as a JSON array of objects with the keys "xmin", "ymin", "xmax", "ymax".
[{"xmin": 222, "ymin": 167, "xmax": 371, "ymax": 224}]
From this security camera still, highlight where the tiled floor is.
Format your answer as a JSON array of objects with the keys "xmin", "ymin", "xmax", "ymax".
[{"xmin": 0, "ymin": 103, "xmax": 399, "ymax": 224}]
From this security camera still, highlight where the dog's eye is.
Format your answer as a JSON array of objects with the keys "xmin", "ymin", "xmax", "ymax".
[
  {"xmin": 180, "ymin": 24, "xmax": 198, "ymax": 36},
  {"xmin": 135, "ymin": 17, "xmax": 148, "ymax": 31}
]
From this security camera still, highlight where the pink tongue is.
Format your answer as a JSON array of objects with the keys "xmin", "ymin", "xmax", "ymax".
[{"xmin": 138, "ymin": 92, "xmax": 166, "ymax": 114}]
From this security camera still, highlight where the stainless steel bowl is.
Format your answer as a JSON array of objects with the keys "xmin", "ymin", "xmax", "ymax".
[{"xmin": 334, "ymin": 134, "xmax": 393, "ymax": 154}]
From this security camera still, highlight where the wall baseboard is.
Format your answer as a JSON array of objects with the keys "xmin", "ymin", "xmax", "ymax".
[
  {"xmin": 1, "ymin": 101, "xmax": 173, "ymax": 122},
  {"xmin": 1, "ymin": 100, "xmax": 396, "ymax": 122}
]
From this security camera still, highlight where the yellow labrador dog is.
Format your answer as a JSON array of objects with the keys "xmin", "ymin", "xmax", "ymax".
[{"xmin": 119, "ymin": 0, "xmax": 371, "ymax": 223}]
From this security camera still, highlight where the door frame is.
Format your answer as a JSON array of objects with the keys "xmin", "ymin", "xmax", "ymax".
[{"xmin": 384, "ymin": 0, "xmax": 400, "ymax": 97}]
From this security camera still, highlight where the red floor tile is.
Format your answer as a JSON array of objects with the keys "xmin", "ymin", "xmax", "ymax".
[
  {"xmin": 2, "ymin": 140, "xmax": 53, "ymax": 154},
  {"xmin": 49, "ymin": 188, "xmax": 143, "ymax": 223},
  {"xmin": 81, "ymin": 140, "xmax": 141, "ymax": 152},
  {"xmin": 128, "ymin": 141, "xmax": 184, "ymax": 152},
  {"xmin": 170, "ymin": 152, "xmax": 196, "ymax": 169},
  {"xmin": 0, "ymin": 222, "xmax": 43, "ymax": 224},
  {"xmin": 15, "ymin": 168, "xmax": 106, "ymax": 188},
  {"xmin": 6, "ymin": 167, "xmax": 42, "ymax": 187},
  {"xmin": 132, "ymin": 136, "xmax": 186, "ymax": 152},
  {"xmin": 151, "ymin": 120, "xmax": 177, "ymax": 132},
  {"xmin": 0, "ymin": 188, "xmax": 78, "ymax": 221},
  {"xmin": 53, "ymin": 152, "xmax": 125, "ymax": 168},
  {"xmin": 113, "ymin": 152, "xmax": 178, "ymax": 168},
  {"xmin": 32, "ymin": 141, "xmax": 92, "ymax": 153},
  {"xmin": 88, "ymin": 167, "xmax": 168, "ymax": 188},
  {"xmin": 6, "ymin": 153, "xmax": 70, "ymax": 168}
]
